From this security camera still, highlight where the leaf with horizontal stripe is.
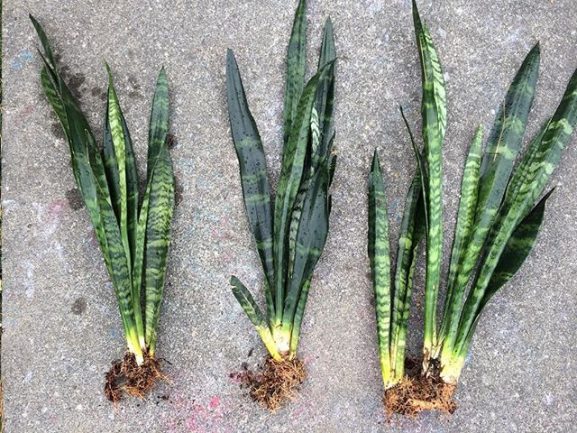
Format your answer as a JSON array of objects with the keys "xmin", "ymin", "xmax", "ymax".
[
  {"xmin": 455, "ymin": 63, "xmax": 577, "ymax": 356},
  {"xmin": 391, "ymin": 169, "xmax": 425, "ymax": 382},
  {"xmin": 413, "ymin": 0, "xmax": 446, "ymax": 357},
  {"xmin": 281, "ymin": 155, "xmax": 330, "ymax": 340},
  {"xmin": 450, "ymin": 45, "xmax": 541, "ymax": 335},
  {"xmin": 282, "ymin": 0, "xmax": 307, "ymax": 145},
  {"xmin": 272, "ymin": 61, "xmax": 334, "ymax": 324},
  {"xmin": 437, "ymin": 127, "xmax": 483, "ymax": 355},
  {"xmin": 367, "ymin": 151, "xmax": 393, "ymax": 386},
  {"xmin": 230, "ymin": 276, "xmax": 281, "ymax": 360},
  {"xmin": 226, "ymin": 50, "xmax": 275, "ymax": 322}
]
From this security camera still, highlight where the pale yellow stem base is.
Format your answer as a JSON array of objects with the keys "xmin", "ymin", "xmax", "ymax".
[{"xmin": 439, "ymin": 354, "xmax": 466, "ymax": 385}]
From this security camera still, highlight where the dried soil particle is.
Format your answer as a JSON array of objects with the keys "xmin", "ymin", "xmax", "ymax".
[
  {"xmin": 239, "ymin": 357, "xmax": 306, "ymax": 412},
  {"xmin": 383, "ymin": 365, "xmax": 456, "ymax": 417},
  {"xmin": 104, "ymin": 352, "xmax": 166, "ymax": 403}
]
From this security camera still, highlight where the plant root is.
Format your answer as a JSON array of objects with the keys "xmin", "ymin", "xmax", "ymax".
[
  {"xmin": 383, "ymin": 359, "xmax": 456, "ymax": 417},
  {"xmin": 104, "ymin": 352, "xmax": 166, "ymax": 403},
  {"xmin": 239, "ymin": 357, "xmax": 306, "ymax": 412}
]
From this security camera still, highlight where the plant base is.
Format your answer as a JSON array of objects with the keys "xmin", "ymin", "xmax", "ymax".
[
  {"xmin": 104, "ymin": 352, "xmax": 166, "ymax": 402},
  {"xmin": 238, "ymin": 356, "xmax": 306, "ymax": 411},
  {"xmin": 383, "ymin": 359, "xmax": 456, "ymax": 417}
]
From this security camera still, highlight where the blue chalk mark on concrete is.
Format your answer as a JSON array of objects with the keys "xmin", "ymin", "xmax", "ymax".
[{"xmin": 10, "ymin": 49, "xmax": 34, "ymax": 71}]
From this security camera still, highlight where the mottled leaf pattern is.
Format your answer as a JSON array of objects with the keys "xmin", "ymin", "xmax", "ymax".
[
  {"xmin": 448, "ymin": 46, "xmax": 540, "ymax": 341},
  {"xmin": 230, "ymin": 277, "xmax": 282, "ymax": 361},
  {"xmin": 144, "ymin": 145, "xmax": 175, "ymax": 354},
  {"xmin": 413, "ymin": 0, "xmax": 446, "ymax": 358},
  {"xmin": 226, "ymin": 50, "xmax": 275, "ymax": 322},
  {"xmin": 283, "ymin": 0, "xmax": 307, "ymax": 145},
  {"xmin": 227, "ymin": 2, "xmax": 336, "ymax": 360},
  {"xmin": 391, "ymin": 172, "xmax": 425, "ymax": 381},
  {"xmin": 368, "ymin": 152, "xmax": 393, "ymax": 386},
  {"xmin": 288, "ymin": 278, "xmax": 311, "ymax": 353},
  {"xmin": 316, "ymin": 18, "xmax": 337, "ymax": 155},
  {"xmin": 147, "ymin": 69, "xmax": 170, "ymax": 178},
  {"xmin": 453, "ymin": 66, "xmax": 577, "ymax": 357},
  {"xmin": 272, "ymin": 62, "xmax": 333, "ymax": 325},
  {"xmin": 282, "ymin": 159, "xmax": 330, "ymax": 336},
  {"xmin": 368, "ymin": 150, "xmax": 425, "ymax": 389},
  {"xmin": 33, "ymin": 17, "xmax": 175, "ymax": 364},
  {"xmin": 437, "ymin": 127, "xmax": 483, "ymax": 355},
  {"xmin": 481, "ymin": 190, "xmax": 553, "ymax": 311}
]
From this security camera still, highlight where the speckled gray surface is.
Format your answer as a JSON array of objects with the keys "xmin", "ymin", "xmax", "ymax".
[{"xmin": 2, "ymin": 0, "xmax": 577, "ymax": 432}]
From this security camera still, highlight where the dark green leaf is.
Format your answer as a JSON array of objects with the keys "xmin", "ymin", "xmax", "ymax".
[
  {"xmin": 226, "ymin": 50, "xmax": 275, "ymax": 322},
  {"xmin": 282, "ymin": 0, "xmax": 307, "ymax": 145}
]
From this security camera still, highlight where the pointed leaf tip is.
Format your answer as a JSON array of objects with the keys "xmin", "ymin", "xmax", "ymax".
[
  {"xmin": 372, "ymin": 149, "xmax": 381, "ymax": 170},
  {"xmin": 226, "ymin": 48, "xmax": 236, "ymax": 65},
  {"xmin": 412, "ymin": 0, "xmax": 420, "ymax": 16},
  {"xmin": 104, "ymin": 62, "xmax": 113, "ymax": 81},
  {"xmin": 157, "ymin": 67, "xmax": 167, "ymax": 82}
]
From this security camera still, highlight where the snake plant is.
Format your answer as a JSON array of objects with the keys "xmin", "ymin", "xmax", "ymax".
[
  {"xmin": 226, "ymin": 0, "xmax": 336, "ymax": 362},
  {"xmin": 32, "ymin": 17, "xmax": 175, "ymax": 371},
  {"xmin": 371, "ymin": 0, "xmax": 577, "ymax": 394},
  {"xmin": 434, "ymin": 49, "xmax": 577, "ymax": 385},
  {"xmin": 369, "ymin": 151, "xmax": 425, "ymax": 389}
]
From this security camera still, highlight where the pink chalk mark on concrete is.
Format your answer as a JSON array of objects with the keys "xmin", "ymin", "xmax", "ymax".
[
  {"xmin": 167, "ymin": 394, "xmax": 233, "ymax": 433},
  {"xmin": 47, "ymin": 199, "xmax": 66, "ymax": 220},
  {"xmin": 15, "ymin": 104, "xmax": 36, "ymax": 125},
  {"xmin": 209, "ymin": 396, "xmax": 221, "ymax": 409},
  {"xmin": 42, "ymin": 199, "xmax": 67, "ymax": 236}
]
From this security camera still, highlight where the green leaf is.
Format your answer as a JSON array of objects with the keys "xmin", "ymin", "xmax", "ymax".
[
  {"xmin": 105, "ymin": 67, "xmax": 143, "ymax": 345},
  {"xmin": 502, "ymin": 66, "xmax": 577, "ymax": 220},
  {"xmin": 287, "ymin": 107, "xmax": 320, "ymax": 278},
  {"xmin": 144, "ymin": 145, "xmax": 175, "ymax": 353},
  {"xmin": 40, "ymin": 67, "xmax": 69, "ymax": 136},
  {"xmin": 450, "ymin": 45, "xmax": 541, "ymax": 329},
  {"xmin": 30, "ymin": 15, "xmax": 56, "ymax": 66},
  {"xmin": 105, "ymin": 66, "xmax": 139, "ymax": 266},
  {"xmin": 456, "ymin": 190, "xmax": 554, "ymax": 358},
  {"xmin": 231, "ymin": 276, "xmax": 268, "ymax": 329},
  {"xmin": 316, "ymin": 17, "xmax": 336, "ymax": 155},
  {"xmin": 230, "ymin": 276, "xmax": 281, "ymax": 360},
  {"xmin": 288, "ymin": 277, "xmax": 311, "ymax": 354},
  {"xmin": 367, "ymin": 151, "xmax": 393, "ymax": 385},
  {"xmin": 281, "ymin": 157, "xmax": 331, "ymax": 341},
  {"xmin": 479, "ymin": 43, "xmax": 540, "ymax": 195},
  {"xmin": 413, "ymin": 0, "xmax": 447, "ymax": 356},
  {"xmin": 400, "ymin": 106, "xmax": 429, "ymax": 229},
  {"xmin": 455, "ymin": 63, "xmax": 577, "ymax": 356},
  {"xmin": 282, "ymin": 0, "xmax": 308, "ymax": 145},
  {"xmin": 272, "ymin": 61, "xmax": 334, "ymax": 324},
  {"xmin": 502, "ymin": 120, "xmax": 550, "ymax": 209},
  {"xmin": 134, "ymin": 70, "xmax": 175, "ymax": 353},
  {"xmin": 106, "ymin": 65, "xmax": 133, "ymax": 270},
  {"xmin": 391, "ymin": 169, "xmax": 425, "ymax": 380},
  {"xmin": 226, "ymin": 50, "xmax": 275, "ymax": 322},
  {"xmin": 102, "ymin": 104, "xmax": 121, "ymax": 219},
  {"xmin": 33, "ymin": 18, "xmax": 113, "ymax": 281},
  {"xmin": 481, "ymin": 189, "xmax": 553, "ymax": 311},
  {"xmin": 147, "ymin": 68, "xmax": 170, "ymax": 179},
  {"xmin": 437, "ymin": 127, "xmax": 483, "ymax": 354}
]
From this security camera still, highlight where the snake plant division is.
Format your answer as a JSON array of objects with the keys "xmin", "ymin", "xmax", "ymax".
[
  {"xmin": 226, "ymin": 0, "xmax": 336, "ymax": 411},
  {"xmin": 370, "ymin": 0, "xmax": 577, "ymax": 415},
  {"xmin": 32, "ymin": 16, "xmax": 175, "ymax": 402}
]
